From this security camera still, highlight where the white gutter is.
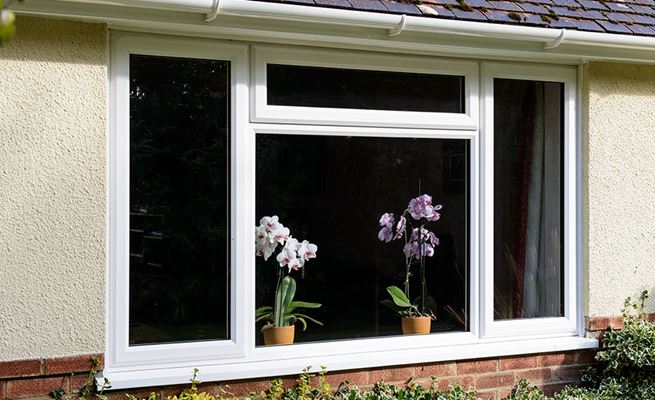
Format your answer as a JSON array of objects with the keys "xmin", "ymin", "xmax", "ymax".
[
  {"xmin": 214, "ymin": 0, "xmax": 655, "ymax": 51},
  {"xmin": 21, "ymin": 0, "xmax": 655, "ymax": 52},
  {"xmin": 59, "ymin": 0, "xmax": 215, "ymax": 12}
]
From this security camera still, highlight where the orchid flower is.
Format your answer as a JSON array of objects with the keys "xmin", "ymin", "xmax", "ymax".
[
  {"xmin": 394, "ymin": 216, "xmax": 406, "ymax": 240},
  {"xmin": 298, "ymin": 240, "xmax": 318, "ymax": 262},
  {"xmin": 378, "ymin": 195, "xmax": 443, "ymax": 318},
  {"xmin": 379, "ymin": 213, "xmax": 395, "ymax": 227},
  {"xmin": 408, "ymin": 194, "xmax": 443, "ymax": 222},
  {"xmin": 256, "ymin": 218, "xmax": 319, "ymax": 273},
  {"xmin": 378, "ymin": 225, "xmax": 394, "ymax": 242}
]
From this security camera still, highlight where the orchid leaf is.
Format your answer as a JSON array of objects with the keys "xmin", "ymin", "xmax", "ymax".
[
  {"xmin": 293, "ymin": 313, "xmax": 323, "ymax": 327},
  {"xmin": 256, "ymin": 306, "xmax": 273, "ymax": 317},
  {"xmin": 256, "ymin": 313, "xmax": 272, "ymax": 323},
  {"xmin": 287, "ymin": 301, "xmax": 321, "ymax": 313},
  {"xmin": 387, "ymin": 286, "xmax": 413, "ymax": 308},
  {"xmin": 274, "ymin": 276, "xmax": 296, "ymax": 326},
  {"xmin": 295, "ymin": 316, "xmax": 308, "ymax": 331}
]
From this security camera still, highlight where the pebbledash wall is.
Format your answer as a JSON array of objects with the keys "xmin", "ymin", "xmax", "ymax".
[{"xmin": 1, "ymin": 15, "xmax": 654, "ymax": 400}]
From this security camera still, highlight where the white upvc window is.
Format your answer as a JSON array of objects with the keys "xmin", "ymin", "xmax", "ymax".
[
  {"xmin": 251, "ymin": 46, "xmax": 479, "ymax": 130},
  {"xmin": 106, "ymin": 34, "xmax": 594, "ymax": 390}
]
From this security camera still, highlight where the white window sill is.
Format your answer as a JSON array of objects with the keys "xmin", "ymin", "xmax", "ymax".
[{"xmin": 101, "ymin": 335, "xmax": 598, "ymax": 390}]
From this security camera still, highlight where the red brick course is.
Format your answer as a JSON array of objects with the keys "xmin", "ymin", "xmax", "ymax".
[
  {"xmin": 456, "ymin": 360, "xmax": 497, "ymax": 375},
  {"xmin": 6, "ymin": 377, "xmax": 67, "ymax": 399},
  {"xmin": 44, "ymin": 356, "xmax": 102, "ymax": 377},
  {"xmin": 585, "ymin": 313, "xmax": 655, "ymax": 336},
  {"xmin": 0, "ymin": 361, "xmax": 42, "ymax": 380}
]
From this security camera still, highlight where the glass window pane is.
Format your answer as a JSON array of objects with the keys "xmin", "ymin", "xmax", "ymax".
[
  {"xmin": 256, "ymin": 135, "xmax": 469, "ymax": 344},
  {"xmin": 129, "ymin": 54, "xmax": 231, "ymax": 345},
  {"xmin": 267, "ymin": 64, "xmax": 465, "ymax": 113},
  {"xmin": 493, "ymin": 78, "xmax": 564, "ymax": 320}
]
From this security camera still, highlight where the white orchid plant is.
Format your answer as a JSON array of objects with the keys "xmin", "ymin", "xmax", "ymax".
[
  {"xmin": 378, "ymin": 194, "xmax": 442, "ymax": 319},
  {"xmin": 255, "ymin": 216, "xmax": 323, "ymax": 331}
]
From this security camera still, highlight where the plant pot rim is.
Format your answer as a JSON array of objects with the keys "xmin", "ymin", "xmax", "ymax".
[
  {"xmin": 262, "ymin": 324, "xmax": 295, "ymax": 331},
  {"xmin": 402, "ymin": 316, "xmax": 432, "ymax": 320}
]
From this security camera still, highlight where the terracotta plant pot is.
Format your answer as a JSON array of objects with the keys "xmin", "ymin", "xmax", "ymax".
[
  {"xmin": 401, "ymin": 316, "xmax": 431, "ymax": 335},
  {"xmin": 262, "ymin": 325, "xmax": 295, "ymax": 345}
]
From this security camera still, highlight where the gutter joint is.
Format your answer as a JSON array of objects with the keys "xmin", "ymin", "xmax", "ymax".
[
  {"xmin": 205, "ymin": 0, "xmax": 220, "ymax": 22},
  {"xmin": 544, "ymin": 29, "xmax": 566, "ymax": 50},
  {"xmin": 388, "ymin": 14, "xmax": 407, "ymax": 37}
]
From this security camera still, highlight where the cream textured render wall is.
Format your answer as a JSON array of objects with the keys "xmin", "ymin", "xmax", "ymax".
[
  {"xmin": 0, "ymin": 17, "xmax": 107, "ymax": 361},
  {"xmin": 583, "ymin": 62, "xmax": 655, "ymax": 317}
]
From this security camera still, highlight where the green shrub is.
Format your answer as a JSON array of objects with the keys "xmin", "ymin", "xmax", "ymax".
[
  {"xmin": 596, "ymin": 291, "xmax": 655, "ymax": 379},
  {"xmin": 504, "ymin": 380, "xmax": 546, "ymax": 400},
  {"xmin": 553, "ymin": 291, "xmax": 655, "ymax": 400},
  {"xmin": 259, "ymin": 372, "xmax": 477, "ymax": 400},
  {"xmin": 59, "ymin": 292, "xmax": 654, "ymax": 400}
]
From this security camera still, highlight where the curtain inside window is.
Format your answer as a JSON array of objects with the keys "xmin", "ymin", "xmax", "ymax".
[{"xmin": 494, "ymin": 79, "xmax": 564, "ymax": 320}]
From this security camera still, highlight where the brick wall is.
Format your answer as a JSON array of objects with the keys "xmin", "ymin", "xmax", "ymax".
[
  {"xmin": 585, "ymin": 312, "xmax": 655, "ymax": 339},
  {"xmin": 0, "ymin": 350, "xmax": 596, "ymax": 400},
  {"xmin": 0, "ymin": 355, "xmax": 102, "ymax": 400},
  {"xmin": 9, "ymin": 312, "xmax": 652, "ymax": 400}
]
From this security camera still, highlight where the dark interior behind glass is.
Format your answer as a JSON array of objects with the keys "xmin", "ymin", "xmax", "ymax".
[
  {"xmin": 267, "ymin": 64, "xmax": 465, "ymax": 113},
  {"xmin": 493, "ymin": 78, "xmax": 564, "ymax": 320},
  {"xmin": 256, "ymin": 135, "xmax": 469, "ymax": 344},
  {"xmin": 129, "ymin": 54, "xmax": 231, "ymax": 345}
]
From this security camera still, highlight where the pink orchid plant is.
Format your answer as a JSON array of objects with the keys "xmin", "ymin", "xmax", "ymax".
[
  {"xmin": 378, "ymin": 194, "xmax": 442, "ymax": 319},
  {"xmin": 255, "ymin": 216, "xmax": 323, "ymax": 331}
]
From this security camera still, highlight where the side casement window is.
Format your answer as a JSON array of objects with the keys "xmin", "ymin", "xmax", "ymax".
[{"xmin": 107, "ymin": 37, "xmax": 590, "ymax": 389}]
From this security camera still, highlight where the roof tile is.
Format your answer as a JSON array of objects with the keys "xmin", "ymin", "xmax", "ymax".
[
  {"xmin": 282, "ymin": 0, "xmax": 317, "ymax": 4},
  {"xmin": 548, "ymin": 16, "xmax": 579, "ymax": 28},
  {"xmin": 550, "ymin": 6, "xmax": 582, "ymax": 17},
  {"xmin": 606, "ymin": 2, "xmax": 633, "ymax": 12},
  {"xmin": 577, "ymin": 0, "xmax": 607, "ymax": 10},
  {"xmin": 314, "ymin": 0, "xmax": 352, "ymax": 8},
  {"xmin": 523, "ymin": 13, "xmax": 550, "ymax": 25},
  {"xmin": 482, "ymin": 9, "xmax": 523, "ymax": 21},
  {"xmin": 382, "ymin": 1, "xmax": 422, "ymax": 14},
  {"xmin": 347, "ymin": 0, "xmax": 387, "ymax": 11},
  {"xmin": 550, "ymin": 0, "xmax": 580, "ymax": 7},
  {"xmin": 629, "ymin": 13, "xmax": 655, "ymax": 24},
  {"xmin": 465, "ymin": 0, "xmax": 492, "ymax": 6},
  {"xmin": 417, "ymin": 3, "xmax": 456, "ymax": 16},
  {"xmin": 628, "ymin": 23, "xmax": 655, "ymax": 34},
  {"xmin": 629, "ymin": 4, "xmax": 655, "ymax": 13},
  {"xmin": 597, "ymin": 19, "xmax": 634, "ymax": 33},
  {"xmin": 423, "ymin": 0, "xmax": 459, "ymax": 5},
  {"xmin": 604, "ymin": 11, "xmax": 635, "ymax": 22},
  {"xmin": 519, "ymin": 3, "xmax": 550, "ymax": 13},
  {"xmin": 578, "ymin": 9, "xmax": 607, "ymax": 19},
  {"xmin": 633, "ymin": 0, "xmax": 655, "ymax": 6},
  {"xmin": 576, "ymin": 18, "xmax": 606, "ymax": 30},
  {"xmin": 451, "ymin": 6, "xmax": 489, "ymax": 19},
  {"xmin": 486, "ymin": 0, "xmax": 522, "ymax": 11}
]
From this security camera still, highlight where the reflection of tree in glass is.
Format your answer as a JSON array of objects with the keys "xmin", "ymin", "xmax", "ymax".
[{"xmin": 129, "ymin": 55, "xmax": 231, "ymax": 344}]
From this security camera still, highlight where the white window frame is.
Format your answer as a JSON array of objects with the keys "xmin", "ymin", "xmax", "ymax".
[
  {"xmin": 251, "ymin": 46, "xmax": 479, "ymax": 130},
  {"xmin": 479, "ymin": 62, "xmax": 579, "ymax": 339},
  {"xmin": 105, "ymin": 35, "xmax": 595, "ymax": 390},
  {"xmin": 107, "ymin": 34, "xmax": 251, "ymax": 369}
]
